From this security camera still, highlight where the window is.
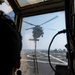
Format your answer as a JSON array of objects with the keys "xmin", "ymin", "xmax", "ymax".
[
  {"xmin": 16, "ymin": 0, "xmax": 47, "ymax": 7},
  {"xmin": 20, "ymin": 10, "xmax": 68, "ymax": 75}
]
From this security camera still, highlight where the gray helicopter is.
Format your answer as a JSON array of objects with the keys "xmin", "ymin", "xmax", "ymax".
[{"xmin": 23, "ymin": 16, "xmax": 58, "ymax": 39}]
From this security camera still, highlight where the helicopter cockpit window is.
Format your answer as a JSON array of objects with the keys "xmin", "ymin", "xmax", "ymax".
[
  {"xmin": 0, "ymin": 0, "xmax": 12, "ymax": 14},
  {"xmin": 15, "ymin": 0, "xmax": 47, "ymax": 7},
  {"xmin": 20, "ymin": 10, "xmax": 68, "ymax": 75}
]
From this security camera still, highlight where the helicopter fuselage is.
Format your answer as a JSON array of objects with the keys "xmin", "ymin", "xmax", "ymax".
[{"xmin": 32, "ymin": 25, "xmax": 44, "ymax": 39}]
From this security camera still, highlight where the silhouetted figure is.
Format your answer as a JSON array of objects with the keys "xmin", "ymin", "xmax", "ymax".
[{"xmin": 0, "ymin": 10, "xmax": 22, "ymax": 75}]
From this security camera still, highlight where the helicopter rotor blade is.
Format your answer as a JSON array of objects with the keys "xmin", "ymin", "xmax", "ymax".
[
  {"xmin": 40, "ymin": 16, "xmax": 58, "ymax": 26},
  {"xmin": 23, "ymin": 21, "xmax": 36, "ymax": 26},
  {"xmin": 45, "ymin": 28, "xmax": 56, "ymax": 31},
  {"xmin": 25, "ymin": 27, "xmax": 34, "ymax": 30}
]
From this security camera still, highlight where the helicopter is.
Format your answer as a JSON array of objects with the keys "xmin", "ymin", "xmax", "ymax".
[{"xmin": 23, "ymin": 16, "xmax": 58, "ymax": 39}]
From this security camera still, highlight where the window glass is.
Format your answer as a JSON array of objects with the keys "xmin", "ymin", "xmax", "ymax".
[
  {"xmin": 20, "ymin": 11, "xmax": 68, "ymax": 75},
  {"xmin": 16, "ymin": 0, "xmax": 47, "ymax": 7}
]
